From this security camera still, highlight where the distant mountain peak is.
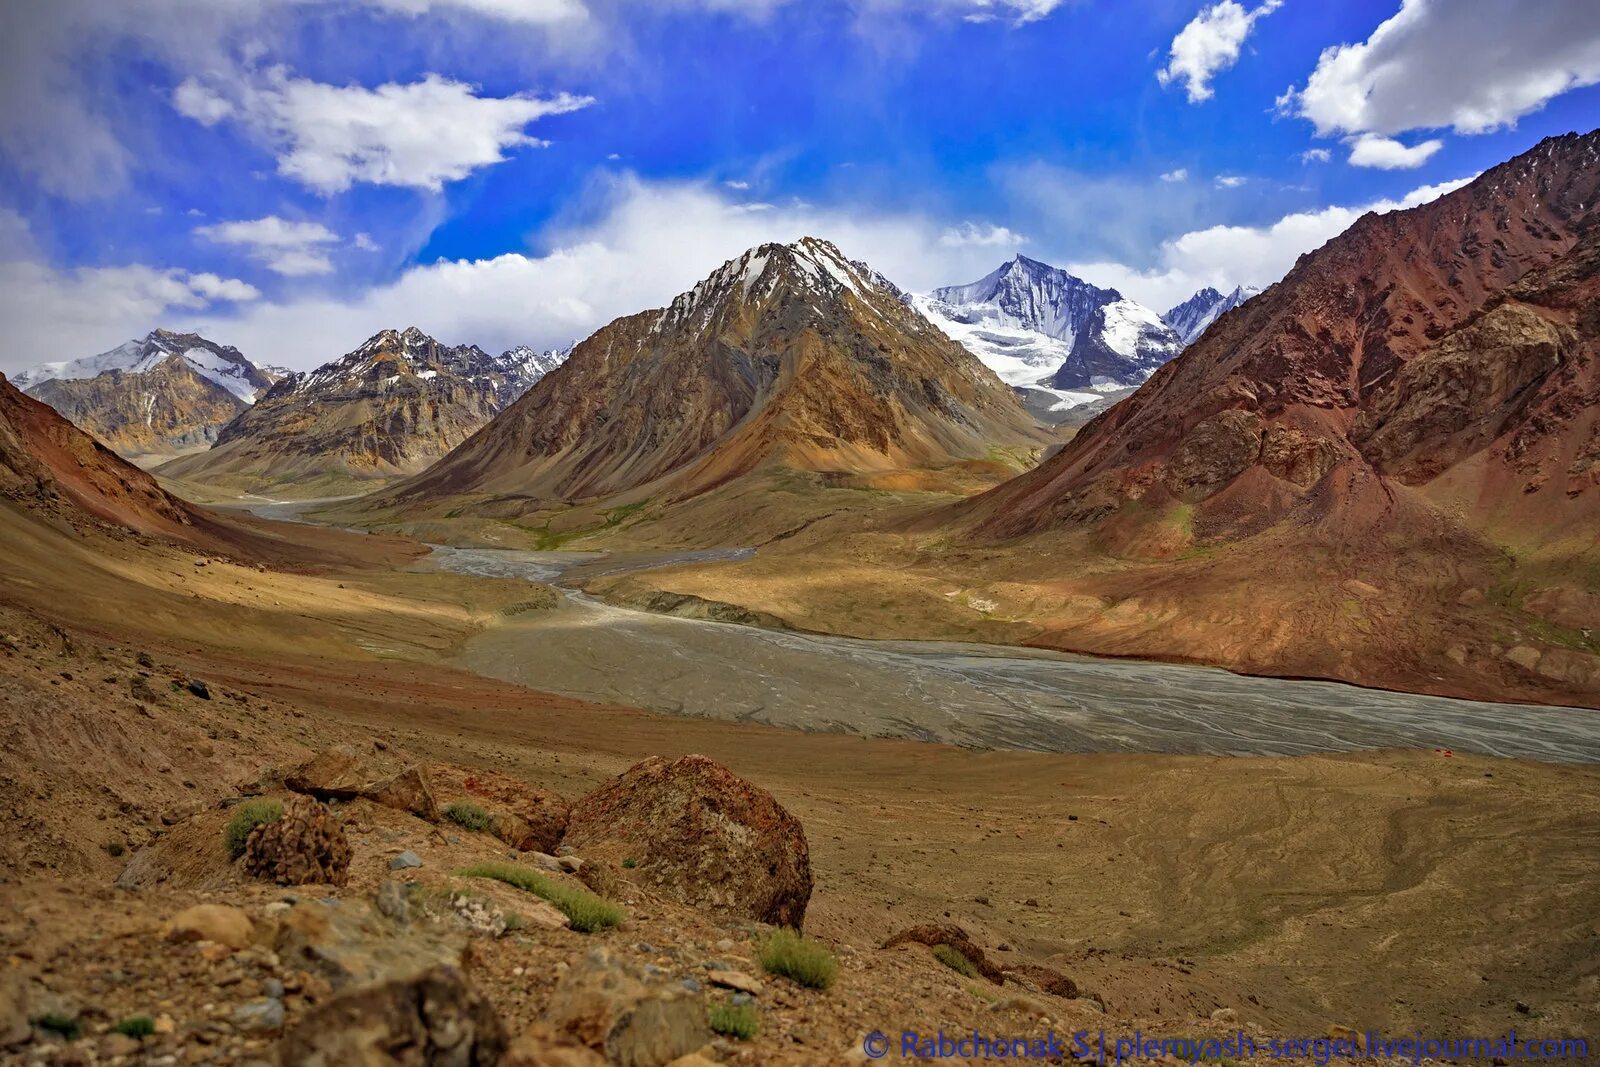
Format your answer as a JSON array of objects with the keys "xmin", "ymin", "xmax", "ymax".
[{"xmin": 1163, "ymin": 284, "xmax": 1261, "ymax": 346}]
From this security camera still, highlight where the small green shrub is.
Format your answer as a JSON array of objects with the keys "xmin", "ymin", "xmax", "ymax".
[
  {"xmin": 758, "ymin": 930, "xmax": 838, "ymax": 990},
  {"xmin": 458, "ymin": 862, "xmax": 625, "ymax": 933},
  {"xmin": 444, "ymin": 802, "xmax": 493, "ymax": 833},
  {"xmin": 35, "ymin": 1013, "xmax": 80, "ymax": 1040},
  {"xmin": 932, "ymin": 944, "xmax": 979, "ymax": 978},
  {"xmin": 621, "ymin": 857, "xmax": 637, "ymax": 869},
  {"xmin": 113, "ymin": 1016, "xmax": 156, "ymax": 1038},
  {"xmin": 223, "ymin": 798, "xmax": 283, "ymax": 859},
  {"xmin": 104, "ymin": 842, "xmax": 126, "ymax": 858},
  {"xmin": 708, "ymin": 1001, "xmax": 760, "ymax": 1040}
]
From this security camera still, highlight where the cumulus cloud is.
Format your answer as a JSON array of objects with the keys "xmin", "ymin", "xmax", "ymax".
[
  {"xmin": 1158, "ymin": 0, "xmax": 1283, "ymax": 103},
  {"xmin": 1346, "ymin": 133, "xmax": 1443, "ymax": 170},
  {"xmin": 1299, "ymin": 147, "xmax": 1331, "ymax": 163},
  {"xmin": 1068, "ymin": 174, "xmax": 1475, "ymax": 312},
  {"xmin": 1214, "ymin": 175, "xmax": 1247, "ymax": 188},
  {"xmin": 1160, "ymin": 168, "xmax": 1189, "ymax": 183},
  {"xmin": 196, "ymin": 215, "xmax": 343, "ymax": 276},
  {"xmin": 1281, "ymin": 0, "xmax": 1600, "ymax": 141},
  {"xmin": 937, "ymin": 222, "xmax": 1026, "ymax": 248},
  {"xmin": 0, "ymin": 254, "xmax": 260, "ymax": 368},
  {"xmin": 175, "ymin": 71, "xmax": 594, "ymax": 195}
]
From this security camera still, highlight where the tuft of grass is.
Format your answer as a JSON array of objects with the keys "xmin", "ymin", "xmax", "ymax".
[
  {"xmin": 932, "ymin": 944, "xmax": 979, "ymax": 978},
  {"xmin": 35, "ymin": 1013, "xmax": 81, "ymax": 1040},
  {"xmin": 223, "ymin": 799, "xmax": 283, "ymax": 859},
  {"xmin": 444, "ymin": 802, "xmax": 493, "ymax": 833},
  {"xmin": 758, "ymin": 929, "xmax": 838, "ymax": 990},
  {"xmin": 104, "ymin": 842, "xmax": 126, "ymax": 858},
  {"xmin": 458, "ymin": 862, "xmax": 625, "ymax": 933},
  {"xmin": 708, "ymin": 1001, "xmax": 760, "ymax": 1040},
  {"xmin": 621, "ymin": 857, "xmax": 638, "ymax": 869},
  {"xmin": 113, "ymin": 1016, "xmax": 156, "ymax": 1038}
]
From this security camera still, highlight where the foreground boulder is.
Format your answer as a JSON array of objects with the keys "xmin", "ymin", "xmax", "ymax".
[
  {"xmin": 243, "ymin": 795, "xmax": 351, "ymax": 886},
  {"xmin": 564, "ymin": 755, "xmax": 812, "ymax": 929},
  {"xmin": 882, "ymin": 924, "xmax": 1004, "ymax": 983},
  {"xmin": 277, "ymin": 964, "xmax": 507, "ymax": 1066},
  {"xmin": 542, "ymin": 948, "xmax": 711, "ymax": 1067},
  {"xmin": 286, "ymin": 745, "xmax": 439, "ymax": 821}
]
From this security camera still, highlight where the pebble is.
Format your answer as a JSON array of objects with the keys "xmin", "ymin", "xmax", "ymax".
[
  {"xmin": 231, "ymin": 999, "xmax": 285, "ymax": 1034},
  {"xmin": 389, "ymin": 851, "xmax": 423, "ymax": 870}
]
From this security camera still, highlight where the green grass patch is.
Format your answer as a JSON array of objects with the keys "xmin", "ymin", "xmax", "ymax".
[
  {"xmin": 621, "ymin": 857, "xmax": 637, "ymax": 869},
  {"xmin": 457, "ymin": 862, "xmax": 625, "ymax": 933},
  {"xmin": 932, "ymin": 944, "xmax": 979, "ymax": 978},
  {"xmin": 758, "ymin": 929, "xmax": 838, "ymax": 990},
  {"xmin": 444, "ymin": 802, "xmax": 493, "ymax": 833},
  {"xmin": 35, "ymin": 1013, "xmax": 80, "ymax": 1040},
  {"xmin": 708, "ymin": 1001, "xmax": 760, "ymax": 1040},
  {"xmin": 113, "ymin": 1016, "xmax": 156, "ymax": 1038},
  {"xmin": 223, "ymin": 799, "xmax": 283, "ymax": 859}
]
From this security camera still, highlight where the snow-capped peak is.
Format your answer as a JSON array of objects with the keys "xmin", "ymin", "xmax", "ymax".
[
  {"xmin": 1162, "ymin": 284, "xmax": 1260, "ymax": 347},
  {"xmin": 13, "ymin": 329, "xmax": 271, "ymax": 405}
]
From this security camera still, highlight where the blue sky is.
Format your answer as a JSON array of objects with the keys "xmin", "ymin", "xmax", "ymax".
[{"xmin": 1, "ymin": 0, "xmax": 1598, "ymax": 371}]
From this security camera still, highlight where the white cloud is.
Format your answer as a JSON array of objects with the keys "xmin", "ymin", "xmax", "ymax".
[
  {"xmin": 171, "ymin": 79, "xmax": 234, "ymax": 126},
  {"xmin": 1068, "ymin": 174, "xmax": 1475, "ymax": 312},
  {"xmin": 353, "ymin": 232, "xmax": 380, "ymax": 251},
  {"xmin": 1214, "ymin": 174, "xmax": 1247, "ymax": 188},
  {"xmin": 0, "ymin": 246, "xmax": 260, "ymax": 370},
  {"xmin": 196, "ymin": 215, "xmax": 342, "ymax": 276},
  {"xmin": 1282, "ymin": 0, "xmax": 1600, "ymax": 140},
  {"xmin": 366, "ymin": 0, "xmax": 588, "ymax": 22},
  {"xmin": 1299, "ymin": 147, "xmax": 1331, "ymax": 163},
  {"xmin": 1346, "ymin": 133, "xmax": 1443, "ymax": 170},
  {"xmin": 723, "ymin": 180, "xmax": 751, "ymax": 190},
  {"xmin": 175, "ymin": 70, "xmax": 594, "ymax": 195},
  {"xmin": 1157, "ymin": 0, "xmax": 1283, "ymax": 103},
  {"xmin": 937, "ymin": 222, "xmax": 1027, "ymax": 248},
  {"xmin": 1160, "ymin": 168, "xmax": 1189, "ymax": 183}
]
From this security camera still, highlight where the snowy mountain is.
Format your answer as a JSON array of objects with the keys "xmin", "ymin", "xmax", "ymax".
[
  {"xmin": 1050, "ymin": 299, "xmax": 1183, "ymax": 390},
  {"xmin": 14, "ymin": 329, "xmax": 279, "ymax": 462},
  {"xmin": 497, "ymin": 344, "xmax": 570, "ymax": 387},
  {"xmin": 1162, "ymin": 285, "xmax": 1261, "ymax": 347},
  {"xmin": 912, "ymin": 255, "xmax": 1182, "ymax": 419}
]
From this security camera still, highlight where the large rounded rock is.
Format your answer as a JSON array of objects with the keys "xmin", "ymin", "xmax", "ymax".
[
  {"xmin": 564, "ymin": 755, "xmax": 812, "ymax": 929},
  {"xmin": 243, "ymin": 795, "xmax": 351, "ymax": 886},
  {"xmin": 286, "ymin": 745, "xmax": 439, "ymax": 821}
]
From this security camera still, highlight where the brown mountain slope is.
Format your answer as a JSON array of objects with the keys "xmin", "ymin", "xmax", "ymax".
[
  {"xmin": 940, "ymin": 130, "xmax": 1600, "ymax": 703},
  {"xmin": 382, "ymin": 238, "xmax": 1045, "ymax": 518},
  {"xmin": 158, "ymin": 328, "xmax": 545, "ymax": 499}
]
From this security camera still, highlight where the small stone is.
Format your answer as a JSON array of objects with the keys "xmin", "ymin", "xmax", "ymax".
[
  {"xmin": 263, "ymin": 979, "xmax": 285, "ymax": 999},
  {"xmin": 680, "ymin": 978, "xmax": 701, "ymax": 993},
  {"xmin": 232, "ymin": 999, "xmax": 285, "ymax": 1034},
  {"xmin": 375, "ymin": 880, "xmax": 410, "ymax": 923},
  {"xmin": 187, "ymin": 680, "xmax": 211, "ymax": 700},
  {"xmin": 100, "ymin": 1033, "xmax": 141, "ymax": 1057},
  {"xmin": 153, "ymin": 1014, "xmax": 176, "ymax": 1035},
  {"xmin": 389, "ymin": 850, "xmax": 423, "ymax": 870},
  {"xmin": 707, "ymin": 970, "xmax": 763, "ymax": 996},
  {"xmin": 164, "ymin": 904, "xmax": 254, "ymax": 950},
  {"xmin": 530, "ymin": 852, "xmax": 562, "ymax": 872},
  {"xmin": 1211, "ymin": 1007, "xmax": 1238, "ymax": 1023}
]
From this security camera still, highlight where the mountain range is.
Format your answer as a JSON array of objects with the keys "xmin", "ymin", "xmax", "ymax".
[
  {"xmin": 156, "ymin": 328, "xmax": 561, "ymax": 498},
  {"xmin": 911, "ymin": 256, "xmax": 1247, "ymax": 423},
  {"xmin": 379, "ymin": 237, "xmax": 1045, "ymax": 520},
  {"xmin": 12, "ymin": 330, "xmax": 281, "ymax": 464}
]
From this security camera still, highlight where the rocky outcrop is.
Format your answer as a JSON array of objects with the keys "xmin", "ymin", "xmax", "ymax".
[
  {"xmin": 429, "ymin": 764, "xmax": 570, "ymax": 854},
  {"xmin": 541, "ymin": 948, "xmax": 711, "ymax": 1067},
  {"xmin": 564, "ymin": 755, "xmax": 813, "ymax": 929},
  {"xmin": 287, "ymin": 745, "xmax": 439, "ymax": 821},
  {"xmin": 882, "ymin": 924, "xmax": 1004, "ymax": 983},
  {"xmin": 243, "ymin": 795, "xmax": 352, "ymax": 886},
  {"xmin": 277, "ymin": 965, "xmax": 507, "ymax": 1067}
]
